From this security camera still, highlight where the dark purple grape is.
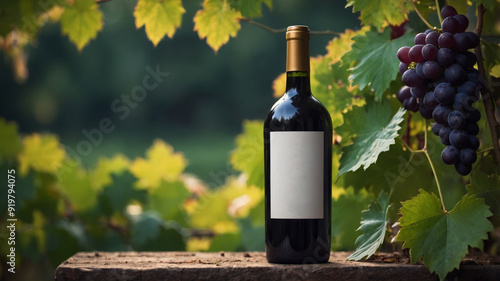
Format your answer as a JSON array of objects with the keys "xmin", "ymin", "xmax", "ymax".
[
  {"xmin": 449, "ymin": 129, "xmax": 470, "ymax": 148},
  {"xmin": 442, "ymin": 17, "xmax": 459, "ymax": 34},
  {"xmin": 423, "ymin": 60, "xmax": 442, "ymax": 79},
  {"xmin": 434, "ymin": 82, "xmax": 456, "ymax": 104},
  {"xmin": 402, "ymin": 68, "xmax": 425, "ymax": 87},
  {"xmin": 469, "ymin": 135, "xmax": 480, "ymax": 150},
  {"xmin": 441, "ymin": 146, "xmax": 460, "ymax": 165},
  {"xmin": 437, "ymin": 48, "xmax": 455, "ymax": 67},
  {"xmin": 445, "ymin": 64, "xmax": 466, "ymax": 85},
  {"xmin": 423, "ymin": 91, "xmax": 439, "ymax": 109},
  {"xmin": 432, "ymin": 123, "xmax": 443, "ymax": 136},
  {"xmin": 448, "ymin": 110, "xmax": 466, "ymax": 129},
  {"xmin": 403, "ymin": 96, "xmax": 419, "ymax": 112},
  {"xmin": 433, "ymin": 104, "xmax": 452, "ymax": 124},
  {"xmin": 466, "ymin": 69, "xmax": 481, "ymax": 85},
  {"xmin": 460, "ymin": 148, "xmax": 477, "ymax": 165},
  {"xmin": 467, "ymin": 108, "xmax": 481, "ymax": 122},
  {"xmin": 409, "ymin": 44, "xmax": 425, "ymax": 63},
  {"xmin": 425, "ymin": 28, "xmax": 433, "ymax": 34},
  {"xmin": 454, "ymin": 92, "xmax": 473, "ymax": 112},
  {"xmin": 441, "ymin": 5, "xmax": 458, "ymax": 19},
  {"xmin": 455, "ymin": 52, "xmax": 477, "ymax": 69},
  {"xmin": 465, "ymin": 121, "xmax": 479, "ymax": 135},
  {"xmin": 399, "ymin": 62, "xmax": 409, "ymax": 74},
  {"xmin": 455, "ymin": 162, "xmax": 472, "ymax": 175},
  {"xmin": 397, "ymin": 86, "xmax": 412, "ymax": 103},
  {"xmin": 453, "ymin": 33, "xmax": 472, "ymax": 52},
  {"xmin": 415, "ymin": 62, "xmax": 426, "ymax": 78},
  {"xmin": 411, "ymin": 84, "xmax": 427, "ymax": 99},
  {"xmin": 397, "ymin": 46, "xmax": 412, "ymax": 64},
  {"xmin": 438, "ymin": 32, "xmax": 455, "ymax": 49},
  {"xmin": 422, "ymin": 44, "xmax": 438, "ymax": 60},
  {"xmin": 414, "ymin": 32, "xmax": 427, "ymax": 45},
  {"xmin": 419, "ymin": 104, "xmax": 433, "ymax": 119},
  {"xmin": 439, "ymin": 125, "xmax": 453, "ymax": 145},
  {"xmin": 425, "ymin": 31, "xmax": 440, "ymax": 47},
  {"xmin": 457, "ymin": 81, "xmax": 478, "ymax": 96},
  {"xmin": 464, "ymin": 32, "xmax": 480, "ymax": 49},
  {"xmin": 453, "ymin": 14, "xmax": 469, "ymax": 33}
]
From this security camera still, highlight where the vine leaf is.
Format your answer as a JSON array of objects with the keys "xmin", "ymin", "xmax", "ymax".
[
  {"xmin": 0, "ymin": 119, "xmax": 21, "ymax": 162},
  {"xmin": 58, "ymin": 160, "xmax": 96, "ymax": 211},
  {"xmin": 134, "ymin": 0, "xmax": 185, "ymax": 46},
  {"xmin": 482, "ymin": 40, "xmax": 500, "ymax": 78},
  {"xmin": 194, "ymin": 0, "xmax": 242, "ymax": 53},
  {"xmin": 231, "ymin": 0, "xmax": 272, "ymax": 18},
  {"xmin": 230, "ymin": 120, "xmax": 264, "ymax": 188},
  {"xmin": 341, "ymin": 28, "xmax": 414, "ymax": 98},
  {"xmin": 345, "ymin": 0, "xmax": 411, "ymax": 30},
  {"xmin": 18, "ymin": 134, "xmax": 66, "ymax": 175},
  {"xmin": 148, "ymin": 180, "xmax": 191, "ymax": 221},
  {"xmin": 90, "ymin": 154, "xmax": 130, "ymax": 191},
  {"xmin": 130, "ymin": 139, "xmax": 187, "ymax": 189},
  {"xmin": 467, "ymin": 170, "xmax": 500, "ymax": 216},
  {"xmin": 337, "ymin": 100, "xmax": 405, "ymax": 177},
  {"xmin": 396, "ymin": 190, "xmax": 493, "ymax": 281},
  {"xmin": 348, "ymin": 191, "xmax": 390, "ymax": 261},
  {"xmin": 60, "ymin": 0, "xmax": 103, "ymax": 50},
  {"xmin": 471, "ymin": 0, "xmax": 496, "ymax": 11}
]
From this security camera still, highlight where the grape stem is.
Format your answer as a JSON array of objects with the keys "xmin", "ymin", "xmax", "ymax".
[
  {"xmin": 434, "ymin": 0, "xmax": 443, "ymax": 23},
  {"xmin": 474, "ymin": 4, "xmax": 500, "ymax": 167},
  {"xmin": 408, "ymin": 0, "xmax": 434, "ymax": 30}
]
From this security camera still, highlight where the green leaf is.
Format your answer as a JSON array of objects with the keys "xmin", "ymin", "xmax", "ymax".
[
  {"xmin": 345, "ymin": 0, "xmax": 411, "ymax": 30},
  {"xmin": 193, "ymin": 0, "xmax": 242, "ymax": 52},
  {"xmin": 90, "ymin": 154, "xmax": 130, "ymax": 191},
  {"xmin": 331, "ymin": 187, "xmax": 374, "ymax": 251},
  {"xmin": 337, "ymin": 100, "xmax": 406, "ymax": 177},
  {"xmin": 0, "ymin": 119, "xmax": 21, "ymax": 162},
  {"xmin": 239, "ymin": 217, "xmax": 264, "ymax": 251},
  {"xmin": 341, "ymin": 28, "xmax": 414, "ymax": 98},
  {"xmin": 57, "ymin": 160, "xmax": 96, "ymax": 211},
  {"xmin": 60, "ymin": 0, "xmax": 103, "ymax": 51},
  {"xmin": 208, "ymin": 232, "xmax": 242, "ymax": 251},
  {"xmin": 148, "ymin": 180, "xmax": 191, "ymax": 221},
  {"xmin": 396, "ymin": 190, "xmax": 493, "ymax": 281},
  {"xmin": 231, "ymin": 0, "xmax": 272, "ymax": 18},
  {"xmin": 98, "ymin": 172, "xmax": 147, "ymax": 216},
  {"xmin": 482, "ymin": 40, "xmax": 500, "ymax": 78},
  {"xmin": 130, "ymin": 211, "xmax": 185, "ymax": 251},
  {"xmin": 467, "ymin": 170, "xmax": 500, "ymax": 216},
  {"xmin": 230, "ymin": 120, "xmax": 264, "ymax": 188},
  {"xmin": 348, "ymin": 191, "xmax": 390, "ymax": 261},
  {"xmin": 134, "ymin": 0, "xmax": 185, "ymax": 46},
  {"xmin": 18, "ymin": 133, "xmax": 66, "ymax": 176},
  {"xmin": 471, "ymin": 0, "xmax": 496, "ymax": 11}
]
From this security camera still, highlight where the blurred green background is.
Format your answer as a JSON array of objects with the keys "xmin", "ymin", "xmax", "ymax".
[{"xmin": 0, "ymin": 0, "xmax": 360, "ymax": 182}]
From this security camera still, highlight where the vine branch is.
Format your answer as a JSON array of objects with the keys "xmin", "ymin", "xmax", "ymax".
[
  {"xmin": 434, "ymin": 0, "xmax": 443, "ymax": 23},
  {"xmin": 474, "ymin": 4, "xmax": 500, "ymax": 166},
  {"xmin": 408, "ymin": 0, "xmax": 434, "ymax": 30},
  {"xmin": 239, "ymin": 18, "xmax": 341, "ymax": 36}
]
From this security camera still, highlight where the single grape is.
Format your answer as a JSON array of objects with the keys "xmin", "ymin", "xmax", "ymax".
[
  {"xmin": 455, "ymin": 52, "xmax": 477, "ymax": 69},
  {"xmin": 441, "ymin": 146, "xmax": 460, "ymax": 165},
  {"xmin": 434, "ymin": 82, "xmax": 456, "ymax": 104},
  {"xmin": 460, "ymin": 148, "xmax": 477, "ymax": 165},
  {"xmin": 453, "ymin": 92, "xmax": 473, "ymax": 112},
  {"xmin": 410, "ymin": 84, "xmax": 427, "ymax": 99},
  {"xmin": 399, "ymin": 62, "xmax": 409, "ymax": 74},
  {"xmin": 397, "ymin": 86, "xmax": 412, "ymax": 103},
  {"xmin": 457, "ymin": 80, "xmax": 479, "ymax": 96},
  {"xmin": 403, "ymin": 96, "xmax": 419, "ymax": 112},
  {"xmin": 442, "ymin": 17, "xmax": 459, "ymax": 34},
  {"xmin": 402, "ymin": 68, "xmax": 425, "ymax": 87},
  {"xmin": 423, "ymin": 60, "xmax": 442, "ymax": 79},
  {"xmin": 439, "ymin": 125, "xmax": 453, "ymax": 145},
  {"xmin": 397, "ymin": 46, "xmax": 412, "ymax": 64},
  {"xmin": 422, "ymin": 44, "xmax": 438, "ymax": 60},
  {"xmin": 448, "ymin": 110, "xmax": 466, "ymax": 129},
  {"xmin": 433, "ymin": 104, "xmax": 452, "ymax": 124},
  {"xmin": 469, "ymin": 135, "xmax": 480, "ymax": 150},
  {"xmin": 438, "ymin": 32, "xmax": 455, "ymax": 49},
  {"xmin": 453, "ymin": 33, "xmax": 472, "ymax": 52},
  {"xmin": 466, "ymin": 108, "xmax": 481, "ymax": 123},
  {"xmin": 432, "ymin": 123, "xmax": 443, "ymax": 136},
  {"xmin": 445, "ymin": 64, "xmax": 466, "ymax": 85},
  {"xmin": 449, "ymin": 129, "xmax": 470, "ymax": 148},
  {"xmin": 414, "ymin": 32, "xmax": 427, "ymax": 45},
  {"xmin": 419, "ymin": 104, "xmax": 433, "ymax": 119},
  {"xmin": 437, "ymin": 48, "xmax": 455, "ymax": 67},
  {"xmin": 441, "ymin": 5, "xmax": 458, "ymax": 19},
  {"xmin": 423, "ymin": 91, "xmax": 439, "ymax": 110},
  {"xmin": 409, "ymin": 44, "xmax": 425, "ymax": 63},
  {"xmin": 464, "ymin": 32, "xmax": 480, "ymax": 49},
  {"xmin": 425, "ymin": 31, "xmax": 440, "ymax": 47},
  {"xmin": 455, "ymin": 162, "xmax": 472, "ymax": 176},
  {"xmin": 415, "ymin": 62, "xmax": 425, "ymax": 78},
  {"xmin": 453, "ymin": 14, "xmax": 469, "ymax": 33},
  {"xmin": 464, "ymin": 121, "xmax": 479, "ymax": 135}
]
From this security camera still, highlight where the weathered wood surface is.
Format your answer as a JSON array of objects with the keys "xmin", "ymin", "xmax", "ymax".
[{"xmin": 55, "ymin": 251, "xmax": 500, "ymax": 281}]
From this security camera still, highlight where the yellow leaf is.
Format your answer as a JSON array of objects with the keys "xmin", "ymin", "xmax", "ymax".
[
  {"xmin": 271, "ymin": 72, "xmax": 286, "ymax": 98},
  {"xmin": 130, "ymin": 139, "xmax": 187, "ymax": 189},
  {"xmin": 60, "ymin": 0, "xmax": 103, "ymax": 50},
  {"xmin": 491, "ymin": 64, "xmax": 500, "ymax": 78},
  {"xmin": 18, "ymin": 134, "xmax": 66, "ymax": 175},
  {"xmin": 134, "ymin": 0, "xmax": 185, "ymax": 46},
  {"xmin": 326, "ymin": 27, "xmax": 369, "ymax": 64},
  {"xmin": 90, "ymin": 154, "xmax": 130, "ymax": 191},
  {"xmin": 193, "ymin": 0, "xmax": 242, "ymax": 53}
]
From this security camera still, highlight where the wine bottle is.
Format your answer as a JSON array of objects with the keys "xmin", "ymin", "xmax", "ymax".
[{"xmin": 264, "ymin": 25, "xmax": 333, "ymax": 264}]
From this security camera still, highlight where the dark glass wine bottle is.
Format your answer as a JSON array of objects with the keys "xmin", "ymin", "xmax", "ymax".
[{"xmin": 264, "ymin": 25, "xmax": 333, "ymax": 264}]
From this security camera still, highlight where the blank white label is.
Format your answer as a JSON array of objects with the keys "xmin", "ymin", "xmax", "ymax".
[{"xmin": 270, "ymin": 131, "xmax": 324, "ymax": 219}]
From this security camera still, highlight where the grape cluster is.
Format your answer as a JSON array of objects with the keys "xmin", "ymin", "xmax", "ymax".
[{"xmin": 396, "ymin": 5, "xmax": 482, "ymax": 176}]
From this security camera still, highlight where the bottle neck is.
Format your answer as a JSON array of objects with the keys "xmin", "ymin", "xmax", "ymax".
[{"xmin": 285, "ymin": 71, "xmax": 311, "ymax": 95}]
